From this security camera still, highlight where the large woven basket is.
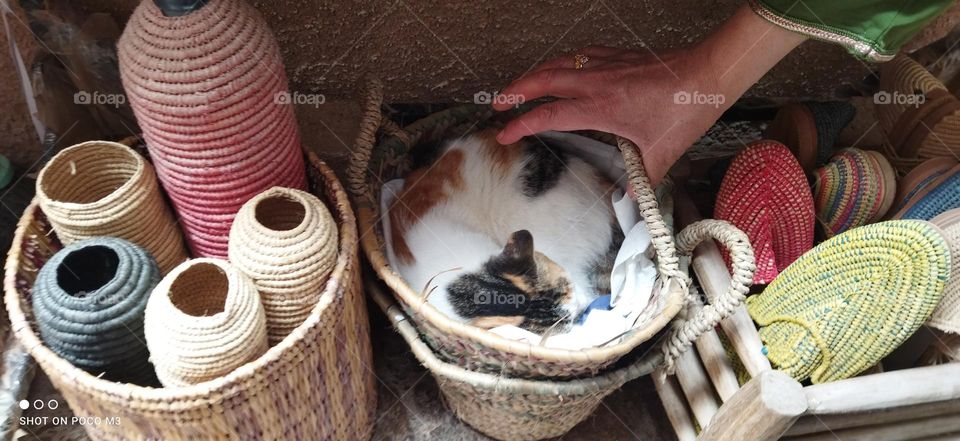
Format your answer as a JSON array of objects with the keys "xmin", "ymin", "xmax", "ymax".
[
  {"xmin": 348, "ymin": 80, "xmax": 754, "ymax": 380},
  {"xmin": 4, "ymin": 152, "xmax": 376, "ymax": 440}
]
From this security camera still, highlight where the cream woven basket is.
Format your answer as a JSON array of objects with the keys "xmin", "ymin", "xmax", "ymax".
[
  {"xmin": 4, "ymin": 151, "xmax": 376, "ymax": 440},
  {"xmin": 348, "ymin": 80, "xmax": 756, "ymax": 380}
]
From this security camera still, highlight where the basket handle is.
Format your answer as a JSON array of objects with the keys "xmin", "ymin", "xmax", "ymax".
[
  {"xmin": 659, "ymin": 219, "xmax": 755, "ymax": 375},
  {"xmin": 346, "ymin": 78, "xmax": 411, "ymax": 199}
]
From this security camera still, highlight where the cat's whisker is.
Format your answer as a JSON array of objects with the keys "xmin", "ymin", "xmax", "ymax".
[
  {"xmin": 538, "ymin": 312, "xmax": 574, "ymax": 345},
  {"xmin": 420, "ymin": 266, "xmax": 463, "ymax": 300}
]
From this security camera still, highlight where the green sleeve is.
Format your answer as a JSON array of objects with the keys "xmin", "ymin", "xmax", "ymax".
[{"xmin": 749, "ymin": 0, "xmax": 954, "ymax": 61}]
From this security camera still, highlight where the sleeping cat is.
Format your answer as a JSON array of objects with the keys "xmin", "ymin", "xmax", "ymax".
[{"xmin": 389, "ymin": 130, "xmax": 623, "ymax": 333}]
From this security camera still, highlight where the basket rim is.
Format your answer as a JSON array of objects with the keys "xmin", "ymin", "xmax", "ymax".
[
  {"xmin": 3, "ymin": 151, "xmax": 357, "ymax": 402},
  {"xmin": 357, "ymin": 104, "xmax": 686, "ymax": 364},
  {"xmin": 367, "ymin": 276, "xmax": 660, "ymax": 394},
  {"xmin": 36, "ymin": 140, "xmax": 147, "ymax": 211}
]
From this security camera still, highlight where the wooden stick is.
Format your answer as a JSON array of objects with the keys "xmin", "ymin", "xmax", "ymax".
[
  {"xmin": 675, "ymin": 346, "xmax": 720, "ymax": 428},
  {"xmin": 803, "ymin": 363, "xmax": 960, "ymax": 415},
  {"xmin": 698, "ymin": 370, "xmax": 806, "ymax": 441},
  {"xmin": 784, "ymin": 413, "xmax": 960, "ymax": 441},
  {"xmin": 787, "ymin": 399, "xmax": 960, "ymax": 436},
  {"xmin": 653, "ymin": 370, "xmax": 698, "ymax": 441},
  {"xmin": 693, "ymin": 327, "xmax": 740, "ymax": 402}
]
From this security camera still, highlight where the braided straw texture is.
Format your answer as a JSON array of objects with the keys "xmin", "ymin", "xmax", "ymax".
[
  {"xmin": 368, "ymin": 277, "xmax": 663, "ymax": 441},
  {"xmin": 145, "ymin": 258, "xmax": 268, "ymax": 387},
  {"xmin": 877, "ymin": 55, "xmax": 960, "ymax": 173},
  {"xmin": 33, "ymin": 237, "xmax": 159, "ymax": 385},
  {"xmin": 895, "ymin": 165, "xmax": 960, "ymax": 221},
  {"xmin": 349, "ymin": 79, "xmax": 748, "ymax": 380},
  {"xmin": 812, "ymin": 148, "xmax": 897, "ymax": 237},
  {"xmin": 715, "ymin": 141, "xmax": 814, "ymax": 284},
  {"xmin": 747, "ymin": 220, "xmax": 950, "ymax": 383},
  {"xmin": 229, "ymin": 186, "xmax": 338, "ymax": 345},
  {"xmin": 929, "ymin": 209, "xmax": 960, "ymax": 334},
  {"xmin": 36, "ymin": 141, "xmax": 187, "ymax": 274},
  {"xmin": 4, "ymin": 153, "xmax": 375, "ymax": 439},
  {"xmin": 117, "ymin": 0, "xmax": 307, "ymax": 258}
]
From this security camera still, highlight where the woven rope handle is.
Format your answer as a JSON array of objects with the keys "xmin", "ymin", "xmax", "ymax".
[
  {"xmin": 660, "ymin": 219, "xmax": 755, "ymax": 375},
  {"xmin": 346, "ymin": 79, "xmax": 387, "ymax": 198}
]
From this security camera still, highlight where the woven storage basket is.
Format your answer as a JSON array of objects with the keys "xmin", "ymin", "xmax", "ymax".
[
  {"xmin": 877, "ymin": 55, "xmax": 960, "ymax": 173},
  {"xmin": 4, "ymin": 152, "xmax": 376, "ymax": 439},
  {"xmin": 348, "ymin": 80, "xmax": 755, "ymax": 380},
  {"xmin": 228, "ymin": 186, "xmax": 338, "ymax": 345},
  {"xmin": 747, "ymin": 220, "xmax": 950, "ymax": 383},
  {"xmin": 367, "ymin": 276, "xmax": 662, "ymax": 441},
  {"xmin": 117, "ymin": 0, "xmax": 307, "ymax": 258},
  {"xmin": 35, "ymin": 141, "xmax": 187, "ymax": 274},
  {"xmin": 32, "ymin": 237, "xmax": 158, "ymax": 385},
  {"xmin": 145, "ymin": 258, "xmax": 268, "ymax": 387}
]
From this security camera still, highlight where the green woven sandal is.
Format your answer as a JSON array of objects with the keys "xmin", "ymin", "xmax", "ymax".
[{"xmin": 747, "ymin": 220, "xmax": 951, "ymax": 383}]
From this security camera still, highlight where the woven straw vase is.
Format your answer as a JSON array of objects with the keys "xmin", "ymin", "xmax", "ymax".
[
  {"xmin": 928, "ymin": 209, "xmax": 960, "ymax": 334},
  {"xmin": 348, "ymin": 80, "xmax": 755, "ymax": 381},
  {"xmin": 229, "ymin": 187, "xmax": 338, "ymax": 345},
  {"xmin": 35, "ymin": 141, "xmax": 187, "ymax": 274},
  {"xmin": 4, "ymin": 153, "xmax": 375, "ymax": 439},
  {"xmin": 145, "ymin": 258, "xmax": 268, "ymax": 387},
  {"xmin": 747, "ymin": 220, "xmax": 950, "ymax": 383},
  {"xmin": 32, "ymin": 237, "xmax": 159, "ymax": 385},
  {"xmin": 117, "ymin": 0, "xmax": 307, "ymax": 258}
]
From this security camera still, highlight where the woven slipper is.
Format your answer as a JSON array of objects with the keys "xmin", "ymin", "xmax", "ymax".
[
  {"xmin": 766, "ymin": 102, "xmax": 856, "ymax": 172},
  {"xmin": 891, "ymin": 157, "xmax": 958, "ymax": 214},
  {"xmin": 716, "ymin": 141, "xmax": 815, "ymax": 284},
  {"xmin": 928, "ymin": 209, "xmax": 960, "ymax": 334},
  {"xmin": 812, "ymin": 148, "xmax": 898, "ymax": 236},
  {"xmin": 747, "ymin": 220, "xmax": 951, "ymax": 383},
  {"xmin": 892, "ymin": 163, "xmax": 960, "ymax": 221}
]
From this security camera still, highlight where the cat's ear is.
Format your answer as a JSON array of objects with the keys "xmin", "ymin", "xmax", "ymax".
[{"xmin": 499, "ymin": 230, "xmax": 535, "ymax": 272}]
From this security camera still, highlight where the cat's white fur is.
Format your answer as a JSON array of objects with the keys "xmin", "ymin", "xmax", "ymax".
[{"xmin": 390, "ymin": 135, "xmax": 615, "ymax": 322}]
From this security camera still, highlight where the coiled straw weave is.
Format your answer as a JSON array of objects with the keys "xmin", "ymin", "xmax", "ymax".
[
  {"xmin": 117, "ymin": 0, "xmax": 307, "ymax": 258},
  {"xmin": 144, "ymin": 258, "xmax": 268, "ymax": 387},
  {"xmin": 32, "ymin": 237, "xmax": 159, "ymax": 385},
  {"xmin": 892, "ymin": 163, "xmax": 960, "ymax": 221},
  {"xmin": 812, "ymin": 148, "xmax": 897, "ymax": 237},
  {"xmin": 928, "ymin": 209, "xmax": 960, "ymax": 334},
  {"xmin": 36, "ymin": 141, "xmax": 187, "ymax": 274},
  {"xmin": 229, "ymin": 187, "xmax": 338, "ymax": 345},
  {"xmin": 715, "ymin": 140, "xmax": 814, "ymax": 284},
  {"xmin": 747, "ymin": 220, "xmax": 950, "ymax": 383}
]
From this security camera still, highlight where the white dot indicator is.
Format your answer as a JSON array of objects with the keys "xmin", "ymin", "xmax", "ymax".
[{"xmin": 18, "ymin": 400, "xmax": 28, "ymax": 410}]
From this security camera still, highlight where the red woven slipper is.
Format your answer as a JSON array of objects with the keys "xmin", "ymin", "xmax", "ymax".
[{"xmin": 716, "ymin": 140, "xmax": 816, "ymax": 284}]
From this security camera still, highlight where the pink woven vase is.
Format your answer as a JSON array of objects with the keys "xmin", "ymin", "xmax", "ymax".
[{"xmin": 117, "ymin": 0, "xmax": 307, "ymax": 258}]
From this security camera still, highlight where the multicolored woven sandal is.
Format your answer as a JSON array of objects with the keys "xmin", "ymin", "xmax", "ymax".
[
  {"xmin": 715, "ymin": 140, "xmax": 815, "ymax": 284},
  {"xmin": 928, "ymin": 209, "xmax": 960, "ymax": 335},
  {"xmin": 747, "ymin": 220, "xmax": 951, "ymax": 383},
  {"xmin": 891, "ymin": 162, "xmax": 960, "ymax": 221},
  {"xmin": 812, "ymin": 148, "xmax": 897, "ymax": 237}
]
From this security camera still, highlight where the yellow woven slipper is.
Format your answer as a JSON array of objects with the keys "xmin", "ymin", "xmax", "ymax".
[{"xmin": 747, "ymin": 220, "xmax": 951, "ymax": 383}]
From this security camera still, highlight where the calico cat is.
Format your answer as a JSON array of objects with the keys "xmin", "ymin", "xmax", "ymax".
[{"xmin": 389, "ymin": 130, "xmax": 623, "ymax": 333}]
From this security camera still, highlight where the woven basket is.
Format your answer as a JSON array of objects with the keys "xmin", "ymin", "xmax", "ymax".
[
  {"xmin": 145, "ymin": 258, "xmax": 268, "ymax": 387},
  {"xmin": 35, "ymin": 141, "xmax": 187, "ymax": 274},
  {"xmin": 4, "ymin": 152, "xmax": 376, "ymax": 439},
  {"xmin": 928, "ymin": 208, "xmax": 960, "ymax": 334},
  {"xmin": 367, "ymin": 276, "xmax": 662, "ymax": 441},
  {"xmin": 812, "ymin": 148, "xmax": 897, "ymax": 237},
  {"xmin": 348, "ymin": 79, "xmax": 755, "ymax": 380},
  {"xmin": 32, "ymin": 237, "xmax": 159, "ymax": 385},
  {"xmin": 877, "ymin": 55, "xmax": 960, "ymax": 173},
  {"xmin": 228, "ymin": 186, "xmax": 338, "ymax": 345},
  {"xmin": 747, "ymin": 220, "xmax": 950, "ymax": 383},
  {"xmin": 117, "ymin": 0, "xmax": 307, "ymax": 258}
]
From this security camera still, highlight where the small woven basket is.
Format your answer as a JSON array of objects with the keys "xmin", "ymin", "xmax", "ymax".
[
  {"xmin": 35, "ymin": 141, "xmax": 187, "ymax": 274},
  {"xmin": 4, "ymin": 152, "xmax": 376, "ymax": 439},
  {"xmin": 228, "ymin": 187, "xmax": 339, "ymax": 345},
  {"xmin": 32, "ymin": 237, "xmax": 159, "ymax": 385},
  {"xmin": 145, "ymin": 258, "xmax": 268, "ymax": 387},
  {"xmin": 348, "ymin": 80, "xmax": 755, "ymax": 380},
  {"xmin": 367, "ymin": 277, "xmax": 662, "ymax": 441}
]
